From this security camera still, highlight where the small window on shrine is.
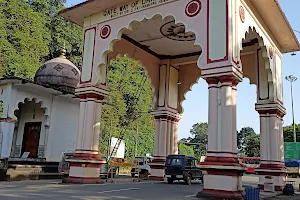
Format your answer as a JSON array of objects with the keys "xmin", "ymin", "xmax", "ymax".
[{"xmin": 0, "ymin": 101, "xmax": 3, "ymax": 118}]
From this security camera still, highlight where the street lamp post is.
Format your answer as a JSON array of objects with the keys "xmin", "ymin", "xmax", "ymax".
[{"xmin": 285, "ymin": 75, "xmax": 298, "ymax": 143}]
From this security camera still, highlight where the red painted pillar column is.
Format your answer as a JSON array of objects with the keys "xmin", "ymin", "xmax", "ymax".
[
  {"xmin": 256, "ymin": 105, "xmax": 286, "ymax": 191},
  {"xmin": 149, "ymin": 115, "xmax": 167, "ymax": 181},
  {"xmin": 198, "ymin": 76, "xmax": 246, "ymax": 199},
  {"xmin": 149, "ymin": 111, "xmax": 181, "ymax": 181},
  {"xmin": 64, "ymin": 93, "xmax": 106, "ymax": 184}
]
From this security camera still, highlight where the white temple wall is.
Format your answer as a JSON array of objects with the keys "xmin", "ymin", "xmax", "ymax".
[
  {"xmin": 3, "ymin": 85, "xmax": 80, "ymax": 162},
  {"xmin": 46, "ymin": 96, "xmax": 79, "ymax": 162},
  {"xmin": 0, "ymin": 83, "xmax": 13, "ymax": 118}
]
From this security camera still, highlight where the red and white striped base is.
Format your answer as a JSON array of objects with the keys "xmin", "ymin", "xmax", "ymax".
[
  {"xmin": 256, "ymin": 162, "xmax": 286, "ymax": 191},
  {"xmin": 63, "ymin": 150, "xmax": 106, "ymax": 184},
  {"xmin": 198, "ymin": 156, "xmax": 246, "ymax": 199},
  {"xmin": 149, "ymin": 156, "xmax": 166, "ymax": 181}
]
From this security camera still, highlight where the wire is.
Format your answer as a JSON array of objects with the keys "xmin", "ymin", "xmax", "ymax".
[{"xmin": 294, "ymin": 29, "xmax": 300, "ymax": 34}]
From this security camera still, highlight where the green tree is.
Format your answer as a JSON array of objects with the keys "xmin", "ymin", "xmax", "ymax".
[
  {"xmin": 237, "ymin": 127, "xmax": 256, "ymax": 154},
  {"xmin": 0, "ymin": 0, "xmax": 50, "ymax": 78},
  {"xmin": 0, "ymin": 0, "xmax": 82, "ymax": 79},
  {"xmin": 237, "ymin": 127, "xmax": 260, "ymax": 157},
  {"xmin": 283, "ymin": 124, "xmax": 300, "ymax": 142},
  {"xmin": 99, "ymin": 56, "xmax": 154, "ymax": 160},
  {"xmin": 28, "ymin": 0, "xmax": 83, "ymax": 66},
  {"xmin": 178, "ymin": 142, "xmax": 194, "ymax": 156},
  {"xmin": 180, "ymin": 122, "xmax": 208, "ymax": 159},
  {"xmin": 244, "ymin": 134, "xmax": 260, "ymax": 157}
]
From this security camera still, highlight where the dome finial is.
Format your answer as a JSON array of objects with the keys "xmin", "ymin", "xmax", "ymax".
[{"xmin": 60, "ymin": 42, "xmax": 66, "ymax": 58}]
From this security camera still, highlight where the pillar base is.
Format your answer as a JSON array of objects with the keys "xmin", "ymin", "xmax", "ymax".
[
  {"xmin": 63, "ymin": 176, "xmax": 103, "ymax": 184},
  {"xmin": 149, "ymin": 156, "xmax": 165, "ymax": 181},
  {"xmin": 197, "ymin": 189, "xmax": 244, "ymax": 200},
  {"xmin": 63, "ymin": 151, "xmax": 106, "ymax": 184},
  {"xmin": 258, "ymin": 184, "xmax": 284, "ymax": 192},
  {"xmin": 198, "ymin": 156, "xmax": 246, "ymax": 199},
  {"xmin": 256, "ymin": 163, "xmax": 286, "ymax": 191}
]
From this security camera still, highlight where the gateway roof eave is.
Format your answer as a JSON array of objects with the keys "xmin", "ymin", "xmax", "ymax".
[
  {"xmin": 59, "ymin": 0, "xmax": 132, "ymax": 26},
  {"xmin": 247, "ymin": 0, "xmax": 300, "ymax": 53},
  {"xmin": 60, "ymin": 0, "xmax": 300, "ymax": 53}
]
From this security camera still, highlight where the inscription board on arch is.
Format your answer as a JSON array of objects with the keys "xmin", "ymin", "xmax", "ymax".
[{"xmin": 100, "ymin": 0, "xmax": 178, "ymax": 23}]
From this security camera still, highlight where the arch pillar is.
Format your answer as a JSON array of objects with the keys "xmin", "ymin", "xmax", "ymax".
[
  {"xmin": 149, "ymin": 110, "xmax": 181, "ymax": 180},
  {"xmin": 64, "ymin": 86, "xmax": 108, "ymax": 184},
  {"xmin": 255, "ymin": 103, "xmax": 286, "ymax": 191},
  {"xmin": 149, "ymin": 62, "xmax": 181, "ymax": 180},
  {"xmin": 198, "ymin": 75, "xmax": 246, "ymax": 199}
]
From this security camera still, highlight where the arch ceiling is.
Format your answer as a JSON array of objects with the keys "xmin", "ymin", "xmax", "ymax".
[{"xmin": 122, "ymin": 15, "xmax": 202, "ymax": 59}]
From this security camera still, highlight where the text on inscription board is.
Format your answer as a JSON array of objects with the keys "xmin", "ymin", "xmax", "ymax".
[{"xmin": 99, "ymin": 0, "xmax": 177, "ymax": 23}]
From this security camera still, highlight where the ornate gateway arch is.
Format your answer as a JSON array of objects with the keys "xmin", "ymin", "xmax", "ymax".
[{"xmin": 60, "ymin": 0, "xmax": 299, "ymax": 199}]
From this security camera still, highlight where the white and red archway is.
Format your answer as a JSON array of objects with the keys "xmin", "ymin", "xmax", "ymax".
[{"xmin": 60, "ymin": 0, "xmax": 299, "ymax": 198}]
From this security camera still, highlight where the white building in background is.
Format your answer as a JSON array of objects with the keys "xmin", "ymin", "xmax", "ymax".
[{"xmin": 0, "ymin": 49, "xmax": 80, "ymax": 163}]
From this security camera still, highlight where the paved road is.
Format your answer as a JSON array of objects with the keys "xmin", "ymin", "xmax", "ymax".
[
  {"xmin": 0, "ymin": 179, "xmax": 203, "ymax": 200},
  {"xmin": 1, "ymin": 176, "xmax": 300, "ymax": 200}
]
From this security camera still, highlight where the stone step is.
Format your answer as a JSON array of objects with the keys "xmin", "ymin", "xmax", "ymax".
[{"xmin": 6, "ymin": 172, "xmax": 63, "ymax": 181}]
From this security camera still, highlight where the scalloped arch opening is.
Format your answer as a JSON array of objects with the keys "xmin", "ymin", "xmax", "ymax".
[
  {"xmin": 241, "ymin": 27, "xmax": 273, "ymax": 99},
  {"xmin": 98, "ymin": 13, "xmax": 203, "ymax": 111},
  {"xmin": 106, "ymin": 53, "xmax": 157, "ymax": 110},
  {"xmin": 241, "ymin": 77, "xmax": 256, "ymax": 87},
  {"xmin": 178, "ymin": 68, "xmax": 202, "ymax": 115},
  {"xmin": 13, "ymin": 98, "xmax": 49, "ymax": 124}
]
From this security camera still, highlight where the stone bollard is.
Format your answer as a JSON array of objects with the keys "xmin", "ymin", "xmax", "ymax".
[{"xmin": 264, "ymin": 176, "xmax": 275, "ymax": 192}]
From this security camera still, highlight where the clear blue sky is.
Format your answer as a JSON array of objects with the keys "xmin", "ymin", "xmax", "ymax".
[{"xmin": 66, "ymin": 0, "xmax": 300, "ymax": 139}]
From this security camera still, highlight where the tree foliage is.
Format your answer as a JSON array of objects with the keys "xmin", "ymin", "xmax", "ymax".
[
  {"xmin": 99, "ymin": 56, "xmax": 154, "ymax": 160},
  {"xmin": 0, "ymin": 0, "xmax": 50, "ymax": 78},
  {"xmin": 180, "ymin": 122, "xmax": 208, "ymax": 159},
  {"xmin": 180, "ymin": 123, "xmax": 261, "ymax": 159},
  {"xmin": 237, "ymin": 127, "xmax": 260, "ymax": 157},
  {"xmin": 178, "ymin": 142, "xmax": 194, "ymax": 157},
  {"xmin": 0, "ymin": 0, "xmax": 82, "ymax": 79},
  {"xmin": 283, "ymin": 124, "xmax": 300, "ymax": 142},
  {"xmin": 237, "ymin": 127, "xmax": 256, "ymax": 153},
  {"xmin": 244, "ymin": 134, "xmax": 260, "ymax": 157}
]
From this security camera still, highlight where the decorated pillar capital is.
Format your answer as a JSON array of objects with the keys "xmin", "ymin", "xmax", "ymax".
[
  {"xmin": 219, "ymin": 75, "xmax": 240, "ymax": 85},
  {"xmin": 232, "ymin": 80, "xmax": 239, "ymax": 90},
  {"xmin": 205, "ymin": 77, "xmax": 219, "ymax": 85},
  {"xmin": 75, "ymin": 85, "xmax": 108, "ymax": 100},
  {"xmin": 257, "ymin": 109, "xmax": 286, "ymax": 119},
  {"xmin": 78, "ymin": 93, "xmax": 106, "ymax": 105},
  {"xmin": 255, "ymin": 103, "xmax": 286, "ymax": 119},
  {"xmin": 151, "ymin": 110, "xmax": 181, "ymax": 122},
  {"xmin": 154, "ymin": 115, "xmax": 181, "ymax": 123}
]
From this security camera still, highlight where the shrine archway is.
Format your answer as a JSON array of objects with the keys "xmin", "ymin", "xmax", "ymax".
[
  {"xmin": 12, "ymin": 99, "xmax": 47, "ymax": 158},
  {"xmin": 239, "ymin": 27, "xmax": 286, "ymax": 191},
  {"xmin": 60, "ymin": 0, "xmax": 299, "ymax": 198}
]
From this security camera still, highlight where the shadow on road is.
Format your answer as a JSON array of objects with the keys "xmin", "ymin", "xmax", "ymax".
[{"xmin": 155, "ymin": 181, "xmax": 203, "ymax": 185}]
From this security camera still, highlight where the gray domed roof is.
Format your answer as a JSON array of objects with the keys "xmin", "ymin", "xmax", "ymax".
[{"xmin": 34, "ymin": 49, "xmax": 80, "ymax": 94}]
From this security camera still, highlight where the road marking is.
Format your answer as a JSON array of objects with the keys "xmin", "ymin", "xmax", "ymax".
[
  {"xmin": 97, "ymin": 188, "xmax": 140, "ymax": 194},
  {"xmin": 81, "ymin": 181, "xmax": 157, "ymax": 186},
  {"xmin": 185, "ymin": 194, "xmax": 196, "ymax": 198}
]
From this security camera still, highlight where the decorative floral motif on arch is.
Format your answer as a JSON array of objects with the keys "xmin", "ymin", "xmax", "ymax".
[{"xmin": 12, "ymin": 97, "xmax": 50, "ymax": 126}]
